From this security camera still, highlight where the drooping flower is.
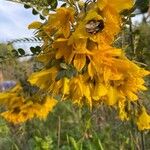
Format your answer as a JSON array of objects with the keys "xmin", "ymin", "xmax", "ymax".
[
  {"xmin": 0, "ymin": 84, "xmax": 57, "ymax": 124},
  {"xmin": 1, "ymin": 0, "xmax": 149, "ymax": 130}
]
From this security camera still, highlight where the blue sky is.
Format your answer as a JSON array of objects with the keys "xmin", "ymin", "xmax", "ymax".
[{"xmin": 0, "ymin": 0, "xmax": 39, "ymax": 43}]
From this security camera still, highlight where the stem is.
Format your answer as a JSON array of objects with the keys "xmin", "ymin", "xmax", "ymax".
[
  {"xmin": 141, "ymin": 132, "xmax": 145, "ymax": 150},
  {"xmin": 121, "ymin": 29, "xmax": 125, "ymax": 49},
  {"xmin": 129, "ymin": 17, "xmax": 135, "ymax": 56},
  {"xmin": 57, "ymin": 116, "xmax": 61, "ymax": 150}
]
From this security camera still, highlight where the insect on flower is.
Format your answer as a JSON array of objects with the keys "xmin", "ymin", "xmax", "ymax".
[{"xmin": 85, "ymin": 19, "xmax": 104, "ymax": 34}]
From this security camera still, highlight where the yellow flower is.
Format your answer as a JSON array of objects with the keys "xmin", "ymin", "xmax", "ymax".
[
  {"xmin": 28, "ymin": 21, "xmax": 42, "ymax": 29},
  {"xmin": 71, "ymin": 7, "xmax": 120, "ymax": 45},
  {"xmin": 118, "ymin": 99, "xmax": 129, "ymax": 121},
  {"xmin": 88, "ymin": 45, "xmax": 149, "ymax": 103},
  {"xmin": 92, "ymin": 83, "xmax": 108, "ymax": 101},
  {"xmin": 43, "ymin": 7, "xmax": 75, "ymax": 38},
  {"xmin": 114, "ymin": 61, "xmax": 149, "ymax": 101},
  {"xmin": 137, "ymin": 107, "xmax": 150, "ymax": 130},
  {"xmin": 28, "ymin": 67, "xmax": 58, "ymax": 90},
  {"xmin": 53, "ymin": 38, "xmax": 93, "ymax": 71},
  {"xmin": 96, "ymin": 0, "xmax": 134, "ymax": 43},
  {"xmin": 53, "ymin": 38, "xmax": 74, "ymax": 63},
  {"xmin": 0, "ymin": 95, "xmax": 35, "ymax": 124},
  {"xmin": 72, "ymin": 10, "xmax": 103, "ymax": 40},
  {"xmin": 69, "ymin": 75, "xmax": 92, "ymax": 107},
  {"xmin": 61, "ymin": 77, "xmax": 70, "ymax": 96},
  {"xmin": 72, "ymin": 39, "xmax": 93, "ymax": 71},
  {"xmin": 1, "ymin": 96, "xmax": 57, "ymax": 124},
  {"xmin": 0, "ymin": 83, "xmax": 58, "ymax": 124},
  {"xmin": 35, "ymin": 96, "xmax": 58, "ymax": 119},
  {"xmin": 106, "ymin": 86, "xmax": 118, "ymax": 105},
  {"xmin": 97, "ymin": 0, "xmax": 134, "ymax": 12}
]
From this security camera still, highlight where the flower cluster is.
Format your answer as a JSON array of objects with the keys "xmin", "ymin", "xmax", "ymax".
[
  {"xmin": 0, "ymin": 0, "xmax": 150, "ymax": 130},
  {"xmin": 0, "ymin": 84, "xmax": 57, "ymax": 124}
]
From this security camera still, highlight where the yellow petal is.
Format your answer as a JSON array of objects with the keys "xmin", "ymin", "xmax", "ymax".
[
  {"xmin": 97, "ymin": 0, "xmax": 108, "ymax": 10},
  {"xmin": 84, "ymin": 84, "xmax": 92, "ymax": 108},
  {"xmin": 126, "ymin": 91, "xmax": 138, "ymax": 101},
  {"xmin": 88, "ymin": 62, "xmax": 95, "ymax": 78},
  {"xmin": 108, "ymin": 0, "xmax": 134, "ymax": 12},
  {"xmin": 38, "ymin": 96, "xmax": 58, "ymax": 119},
  {"xmin": 62, "ymin": 78, "xmax": 70, "ymax": 95},
  {"xmin": 28, "ymin": 21, "xmax": 42, "ymax": 29},
  {"xmin": 137, "ymin": 107, "xmax": 150, "ymax": 130},
  {"xmin": 118, "ymin": 99, "xmax": 129, "ymax": 121},
  {"xmin": 97, "ymin": 0, "xmax": 134, "ymax": 12},
  {"xmin": 93, "ymin": 84, "xmax": 108, "ymax": 100},
  {"xmin": 103, "ymin": 67, "xmax": 111, "ymax": 83},
  {"xmin": 106, "ymin": 86, "xmax": 118, "ymax": 105},
  {"xmin": 74, "ymin": 54, "xmax": 86, "ymax": 71}
]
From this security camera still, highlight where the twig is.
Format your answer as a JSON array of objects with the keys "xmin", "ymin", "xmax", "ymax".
[
  {"xmin": 140, "ymin": 132, "xmax": 145, "ymax": 150},
  {"xmin": 57, "ymin": 116, "xmax": 61, "ymax": 150}
]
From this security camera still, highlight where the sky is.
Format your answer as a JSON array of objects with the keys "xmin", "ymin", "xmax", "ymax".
[{"xmin": 0, "ymin": 0, "xmax": 39, "ymax": 43}]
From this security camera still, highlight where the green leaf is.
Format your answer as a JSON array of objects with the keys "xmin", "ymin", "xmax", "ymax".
[
  {"xmin": 40, "ymin": 15, "xmax": 46, "ymax": 20},
  {"xmin": 135, "ymin": 0, "xmax": 149, "ymax": 13},
  {"xmin": 0, "ymin": 56, "xmax": 5, "ymax": 59},
  {"xmin": 47, "ymin": 0, "xmax": 58, "ymax": 9},
  {"xmin": 69, "ymin": 137, "xmax": 79, "ymax": 150},
  {"xmin": 32, "ymin": 9, "xmax": 38, "ymax": 15},
  {"xmin": 55, "ymin": 70, "xmax": 67, "ymax": 81},
  {"xmin": 60, "ymin": 63, "xmax": 68, "ymax": 69},
  {"xmin": 30, "ymin": 47, "xmax": 36, "ymax": 54},
  {"xmin": 18, "ymin": 48, "xmax": 25, "ymax": 55},
  {"xmin": 24, "ymin": 4, "xmax": 31, "ymax": 9},
  {"xmin": 30, "ymin": 46, "xmax": 41, "ymax": 54},
  {"xmin": 61, "ymin": 3, "xmax": 67, "ymax": 7},
  {"xmin": 42, "ymin": 8, "xmax": 49, "ymax": 16},
  {"xmin": 35, "ymin": 46, "xmax": 41, "ymax": 53},
  {"xmin": 37, "ymin": 6, "xmax": 43, "ymax": 11},
  {"xmin": 12, "ymin": 49, "xmax": 19, "ymax": 57}
]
